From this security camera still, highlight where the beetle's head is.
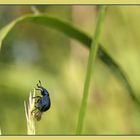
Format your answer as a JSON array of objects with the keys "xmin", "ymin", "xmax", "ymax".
[{"xmin": 37, "ymin": 80, "xmax": 42, "ymax": 88}]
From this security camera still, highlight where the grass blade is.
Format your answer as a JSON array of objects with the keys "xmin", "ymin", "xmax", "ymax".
[
  {"xmin": 0, "ymin": 14, "xmax": 138, "ymax": 105},
  {"xmin": 76, "ymin": 6, "xmax": 106, "ymax": 134}
]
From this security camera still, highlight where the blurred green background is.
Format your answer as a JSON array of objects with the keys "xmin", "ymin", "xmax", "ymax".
[{"xmin": 0, "ymin": 5, "xmax": 140, "ymax": 135}]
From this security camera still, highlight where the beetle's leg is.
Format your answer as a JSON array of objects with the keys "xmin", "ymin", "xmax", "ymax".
[
  {"xmin": 33, "ymin": 96, "xmax": 41, "ymax": 103},
  {"xmin": 36, "ymin": 98, "xmax": 41, "ymax": 103},
  {"xmin": 35, "ymin": 98, "xmax": 41, "ymax": 105},
  {"xmin": 32, "ymin": 96, "xmax": 41, "ymax": 99},
  {"xmin": 34, "ymin": 104, "xmax": 39, "ymax": 108},
  {"xmin": 31, "ymin": 108, "xmax": 38, "ymax": 115},
  {"xmin": 33, "ymin": 96, "xmax": 41, "ymax": 107},
  {"xmin": 34, "ymin": 110, "xmax": 42, "ymax": 121}
]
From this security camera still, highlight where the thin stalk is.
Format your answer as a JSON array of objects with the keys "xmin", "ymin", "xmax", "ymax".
[
  {"xmin": 76, "ymin": 6, "xmax": 107, "ymax": 134},
  {"xmin": 24, "ymin": 89, "xmax": 36, "ymax": 135}
]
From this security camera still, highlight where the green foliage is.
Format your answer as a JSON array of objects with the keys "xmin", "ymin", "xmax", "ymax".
[
  {"xmin": 0, "ymin": 6, "xmax": 140, "ymax": 134},
  {"xmin": 0, "ymin": 14, "xmax": 137, "ymax": 105}
]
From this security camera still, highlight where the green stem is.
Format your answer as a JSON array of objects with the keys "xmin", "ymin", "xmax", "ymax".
[
  {"xmin": 30, "ymin": 6, "xmax": 40, "ymax": 15},
  {"xmin": 76, "ymin": 5, "xmax": 107, "ymax": 134}
]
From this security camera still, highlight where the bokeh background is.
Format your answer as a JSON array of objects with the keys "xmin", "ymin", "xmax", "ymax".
[{"xmin": 0, "ymin": 5, "xmax": 140, "ymax": 135}]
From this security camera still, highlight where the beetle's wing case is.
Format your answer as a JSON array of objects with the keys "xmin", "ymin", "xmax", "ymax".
[{"xmin": 38, "ymin": 95, "xmax": 51, "ymax": 112}]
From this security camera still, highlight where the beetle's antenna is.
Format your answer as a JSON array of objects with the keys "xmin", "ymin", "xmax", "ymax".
[
  {"xmin": 39, "ymin": 80, "xmax": 42, "ymax": 86},
  {"xmin": 37, "ymin": 80, "xmax": 42, "ymax": 87}
]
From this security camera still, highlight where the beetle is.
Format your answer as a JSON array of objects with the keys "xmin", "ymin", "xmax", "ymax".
[{"xmin": 31, "ymin": 80, "xmax": 51, "ymax": 121}]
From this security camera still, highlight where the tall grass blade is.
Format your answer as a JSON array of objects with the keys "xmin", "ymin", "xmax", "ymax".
[
  {"xmin": 0, "ymin": 14, "xmax": 138, "ymax": 105},
  {"xmin": 76, "ymin": 6, "xmax": 106, "ymax": 134}
]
